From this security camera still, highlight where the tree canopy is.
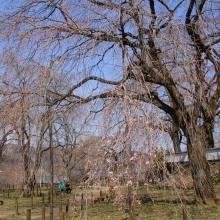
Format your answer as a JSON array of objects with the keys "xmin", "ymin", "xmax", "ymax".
[{"xmin": 0, "ymin": 0, "xmax": 219, "ymax": 204}]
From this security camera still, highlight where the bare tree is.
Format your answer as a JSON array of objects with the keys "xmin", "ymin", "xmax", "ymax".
[
  {"xmin": 54, "ymin": 110, "xmax": 84, "ymax": 181},
  {"xmin": 0, "ymin": 58, "xmax": 37, "ymax": 189},
  {"xmin": 0, "ymin": 56, "xmax": 59, "ymax": 196},
  {"xmin": 0, "ymin": 0, "xmax": 219, "ymax": 204},
  {"xmin": 0, "ymin": 107, "xmax": 13, "ymax": 161}
]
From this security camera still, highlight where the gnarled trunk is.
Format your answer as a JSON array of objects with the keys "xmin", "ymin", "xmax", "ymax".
[
  {"xmin": 169, "ymin": 123, "xmax": 182, "ymax": 153},
  {"xmin": 185, "ymin": 127, "xmax": 216, "ymax": 204}
]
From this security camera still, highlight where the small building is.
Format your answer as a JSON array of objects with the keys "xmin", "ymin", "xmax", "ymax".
[{"xmin": 165, "ymin": 148, "xmax": 220, "ymax": 164}]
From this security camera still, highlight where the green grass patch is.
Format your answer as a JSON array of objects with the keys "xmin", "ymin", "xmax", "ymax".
[{"xmin": 1, "ymin": 185, "xmax": 220, "ymax": 219}]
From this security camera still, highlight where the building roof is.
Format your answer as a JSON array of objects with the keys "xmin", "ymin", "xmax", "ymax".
[{"xmin": 166, "ymin": 148, "xmax": 220, "ymax": 163}]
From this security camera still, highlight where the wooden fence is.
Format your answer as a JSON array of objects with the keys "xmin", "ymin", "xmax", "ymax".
[{"xmin": 0, "ymin": 185, "xmax": 109, "ymax": 220}]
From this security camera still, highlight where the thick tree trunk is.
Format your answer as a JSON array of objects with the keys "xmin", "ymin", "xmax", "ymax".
[
  {"xmin": 24, "ymin": 154, "xmax": 30, "ymax": 184},
  {"xmin": 169, "ymin": 123, "xmax": 182, "ymax": 153},
  {"xmin": 186, "ymin": 129, "xmax": 216, "ymax": 204},
  {"xmin": 203, "ymin": 123, "xmax": 214, "ymax": 149}
]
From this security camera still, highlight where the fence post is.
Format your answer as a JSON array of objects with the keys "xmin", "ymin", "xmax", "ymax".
[
  {"xmin": 3, "ymin": 190, "xmax": 5, "ymax": 199},
  {"xmin": 61, "ymin": 211, "xmax": 65, "ymax": 220},
  {"xmin": 39, "ymin": 187, "xmax": 42, "ymax": 196},
  {"xmin": 100, "ymin": 190, "xmax": 102, "ymax": 202},
  {"xmin": 30, "ymin": 192, "xmax": 33, "ymax": 209},
  {"xmin": 66, "ymin": 199, "xmax": 69, "ymax": 218},
  {"xmin": 42, "ymin": 193, "xmax": 45, "ymax": 205},
  {"xmin": 42, "ymin": 205, "xmax": 45, "ymax": 220},
  {"xmin": 80, "ymin": 193, "xmax": 84, "ymax": 220},
  {"xmin": 81, "ymin": 193, "xmax": 84, "ymax": 210},
  {"xmin": 91, "ymin": 192, "xmax": 94, "ymax": 205},
  {"xmin": 7, "ymin": 189, "xmax": 10, "ymax": 198},
  {"xmin": 59, "ymin": 203, "xmax": 62, "ymax": 220},
  {"xmin": 59, "ymin": 191, "xmax": 62, "ymax": 200},
  {"xmin": 15, "ymin": 198, "xmax": 19, "ymax": 215},
  {"xmin": 54, "ymin": 189, "xmax": 57, "ymax": 200},
  {"xmin": 128, "ymin": 184, "xmax": 134, "ymax": 220},
  {"xmin": 27, "ymin": 209, "xmax": 31, "ymax": 220}
]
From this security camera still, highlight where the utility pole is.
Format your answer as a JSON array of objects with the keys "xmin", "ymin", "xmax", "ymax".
[{"xmin": 49, "ymin": 104, "xmax": 54, "ymax": 220}]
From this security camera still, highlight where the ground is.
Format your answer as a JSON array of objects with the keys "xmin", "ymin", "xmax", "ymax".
[{"xmin": 1, "ymin": 184, "xmax": 220, "ymax": 220}]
